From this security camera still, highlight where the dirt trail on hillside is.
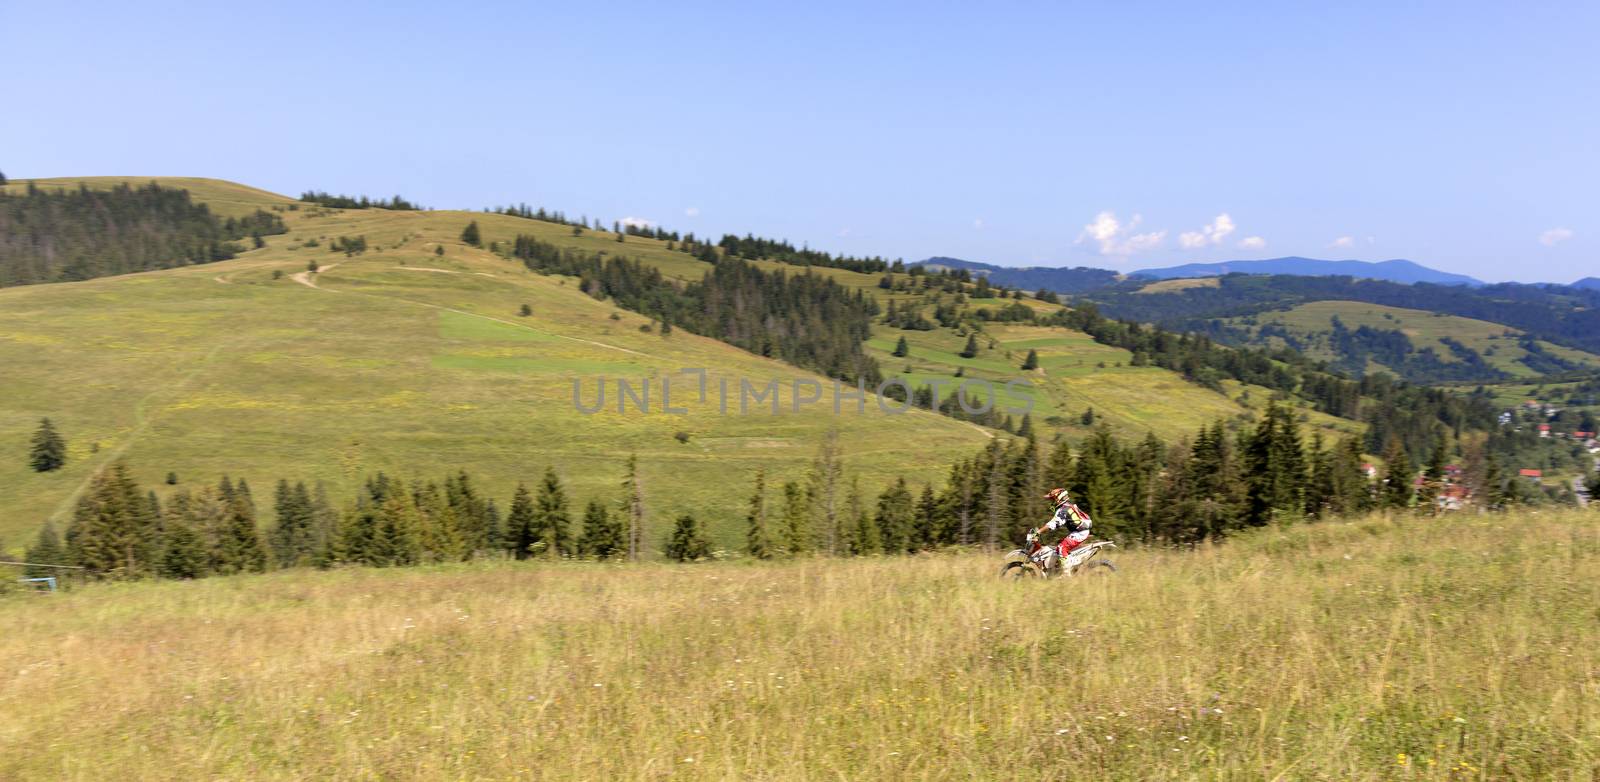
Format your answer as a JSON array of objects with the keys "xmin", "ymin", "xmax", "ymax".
[{"xmin": 290, "ymin": 263, "xmax": 340, "ymax": 289}]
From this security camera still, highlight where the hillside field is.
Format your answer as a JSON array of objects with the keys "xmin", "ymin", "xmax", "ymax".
[
  {"xmin": 2, "ymin": 510, "xmax": 1597, "ymax": 779},
  {"xmin": 0, "ymin": 177, "xmax": 1351, "ymax": 551},
  {"xmin": 1227, "ymin": 300, "xmax": 1600, "ymax": 379}
]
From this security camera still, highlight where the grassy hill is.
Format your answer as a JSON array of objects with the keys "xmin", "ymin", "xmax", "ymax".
[
  {"xmin": 1224, "ymin": 300, "xmax": 1600, "ymax": 380},
  {"xmin": 1, "ymin": 177, "xmax": 1358, "ymax": 551},
  {"xmin": 0, "ymin": 179, "xmax": 997, "ymax": 549},
  {"xmin": 3, "ymin": 510, "xmax": 1595, "ymax": 779}
]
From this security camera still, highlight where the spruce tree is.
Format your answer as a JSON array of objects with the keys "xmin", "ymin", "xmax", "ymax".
[
  {"xmin": 270, "ymin": 479, "xmax": 317, "ymax": 568},
  {"xmin": 846, "ymin": 478, "xmax": 880, "ymax": 555},
  {"xmin": 460, "ymin": 220, "xmax": 482, "ymax": 247},
  {"xmin": 892, "ymin": 336, "xmax": 909, "ymax": 357},
  {"xmin": 23, "ymin": 521, "xmax": 66, "ymax": 578},
  {"xmin": 216, "ymin": 477, "xmax": 268, "ymax": 574},
  {"xmin": 806, "ymin": 432, "xmax": 843, "ymax": 554},
  {"xmin": 65, "ymin": 463, "xmax": 155, "ymax": 578},
  {"xmin": 1381, "ymin": 439, "xmax": 1413, "ymax": 510},
  {"xmin": 745, "ymin": 470, "xmax": 772, "ymax": 560},
  {"xmin": 533, "ymin": 467, "xmax": 572, "ymax": 557},
  {"xmin": 780, "ymin": 480, "xmax": 810, "ymax": 556},
  {"xmin": 1418, "ymin": 438, "xmax": 1450, "ymax": 515},
  {"xmin": 874, "ymin": 477, "xmax": 914, "ymax": 554},
  {"xmin": 577, "ymin": 499, "xmax": 624, "ymax": 559},
  {"xmin": 505, "ymin": 483, "xmax": 537, "ymax": 560},
  {"xmin": 1021, "ymin": 349, "xmax": 1039, "ymax": 370},
  {"xmin": 621, "ymin": 455, "xmax": 646, "ymax": 561},
  {"xmin": 664, "ymin": 513, "xmax": 711, "ymax": 562},
  {"xmin": 29, "ymin": 418, "xmax": 66, "ymax": 472},
  {"xmin": 959, "ymin": 333, "xmax": 980, "ymax": 359},
  {"xmin": 157, "ymin": 517, "xmax": 208, "ymax": 579}
]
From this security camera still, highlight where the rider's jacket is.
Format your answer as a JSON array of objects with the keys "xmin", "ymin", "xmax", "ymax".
[{"xmin": 1044, "ymin": 502, "xmax": 1092, "ymax": 534}]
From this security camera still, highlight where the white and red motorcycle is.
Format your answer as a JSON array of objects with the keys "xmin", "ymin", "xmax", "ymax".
[{"xmin": 999, "ymin": 535, "xmax": 1117, "ymax": 579}]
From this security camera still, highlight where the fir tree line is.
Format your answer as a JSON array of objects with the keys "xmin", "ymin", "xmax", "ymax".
[
  {"xmin": 298, "ymin": 191, "xmax": 422, "ymax": 210},
  {"xmin": 509, "ymin": 233, "xmax": 883, "ymax": 384},
  {"xmin": 18, "ymin": 404, "xmax": 1570, "ymax": 584},
  {"xmin": 0, "ymin": 182, "xmax": 287, "ymax": 286}
]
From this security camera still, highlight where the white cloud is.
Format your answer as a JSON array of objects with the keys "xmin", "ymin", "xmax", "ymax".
[
  {"xmin": 683, "ymin": 207, "xmax": 700, "ymax": 218},
  {"xmin": 1540, "ymin": 227, "xmax": 1574, "ymax": 246},
  {"xmin": 619, "ymin": 216, "xmax": 654, "ymax": 228},
  {"xmin": 837, "ymin": 228, "xmax": 852, "ymax": 237},
  {"xmin": 1329, "ymin": 236, "xmax": 1354, "ymax": 249},
  {"xmin": 1178, "ymin": 213, "xmax": 1236, "ymax": 249},
  {"xmin": 1238, "ymin": 236, "xmax": 1266, "ymax": 250},
  {"xmin": 973, "ymin": 218, "xmax": 986, "ymax": 230},
  {"xmin": 1076, "ymin": 211, "xmax": 1167, "ymax": 256}
]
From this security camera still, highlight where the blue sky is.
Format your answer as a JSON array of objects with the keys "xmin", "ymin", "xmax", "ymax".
[{"xmin": 4, "ymin": 1, "xmax": 1595, "ymax": 282}]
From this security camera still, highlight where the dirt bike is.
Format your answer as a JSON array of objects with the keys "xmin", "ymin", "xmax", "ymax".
[{"xmin": 998, "ymin": 537, "xmax": 1117, "ymax": 579}]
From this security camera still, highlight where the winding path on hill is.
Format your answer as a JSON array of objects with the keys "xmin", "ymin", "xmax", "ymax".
[{"xmin": 289, "ymin": 263, "xmax": 340, "ymax": 288}]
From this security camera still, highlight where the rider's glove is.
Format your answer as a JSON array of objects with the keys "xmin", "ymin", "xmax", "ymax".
[{"xmin": 1025, "ymin": 529, "xmax": 1038, "ymax": 543}]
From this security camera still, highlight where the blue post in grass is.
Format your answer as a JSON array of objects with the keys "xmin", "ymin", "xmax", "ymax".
[{"xmin": 19, "ymin": 577, "xmax": 58, "ymax": 593}]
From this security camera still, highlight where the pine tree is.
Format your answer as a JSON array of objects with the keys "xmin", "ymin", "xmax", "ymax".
[
  {"xmin": 532, "ymin": 467, "xmax": 572, "ymax": 558},
  {"xmin": 959, "ymin": 333, "xmax": 980, "ymax": 359},
  {"xmin": 166, "ymin": 471, "xmax": 178, "ymax": 485},
  {"xmin": 664, "ymin": 513, "xmax": 711, "ymax": 562},
  {"xmin": 519, "ymin": 304, "xmax": 532, "ymax": 317},
  {"xmin": 460, "ymin": 220, "xmax": 482, "ymax": 247},
  {"xmin": 892, "ymin": 336, "xmax": 909, "ymax": 357},
  {"xmin": 1021, "ymin": 349, "xmax": 1039, "ymax": 370},
  {"xmin": 29, "ymin": 418, "xmax": 66, "ymax": 472},
  {"xmin": 745, "ymin": 470, "xmax": 772, "ymax": 560},
  {"xmin": 0, "ymin": 170, "xmax": 7, "ymax": 185},
  {"xmin": 577, "ymin": 499, "xmax": 624, "ymax": 559}
]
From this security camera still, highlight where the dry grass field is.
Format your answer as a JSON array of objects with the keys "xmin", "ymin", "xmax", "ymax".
[{"xmin": 3, "ymin": 509, "xmax": 1596, "ymax": 780}]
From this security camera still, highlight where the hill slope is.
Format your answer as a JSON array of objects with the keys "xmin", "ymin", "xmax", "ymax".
[
  {"xmin": 0, "ymin": 177, "xmax": 1367, "ymax": 550},
  {"xmin": 0, "ymin": 179, "xmax": 995, "ymax": 548}
]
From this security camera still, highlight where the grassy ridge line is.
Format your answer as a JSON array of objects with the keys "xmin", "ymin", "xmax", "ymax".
[{"xmin": 2, "ymin": 510, "xmax": 1595, "ymax": 778}]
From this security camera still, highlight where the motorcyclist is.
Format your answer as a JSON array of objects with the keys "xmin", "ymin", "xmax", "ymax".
[{"xmin": 1029, "ymin": 488, "xmax": 1092, "ymax": 572}]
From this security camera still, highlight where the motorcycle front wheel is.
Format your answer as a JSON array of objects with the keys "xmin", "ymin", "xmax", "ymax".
[{"xmin": 999, "ymin": 561, "xmax": 1044, "ymax": 580}]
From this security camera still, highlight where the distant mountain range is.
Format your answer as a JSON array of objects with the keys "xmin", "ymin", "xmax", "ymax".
[
  {"xmin": 912, "ymin": 257, "xmax": 1120, "ymax": 294},
  {"xmin": 914, "ymin": 255, "xmax": 1595, "ymax": 294},
  {"xmin": 1128, "ymin": 257, "xmax": 1484, "ymax": 286}
]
